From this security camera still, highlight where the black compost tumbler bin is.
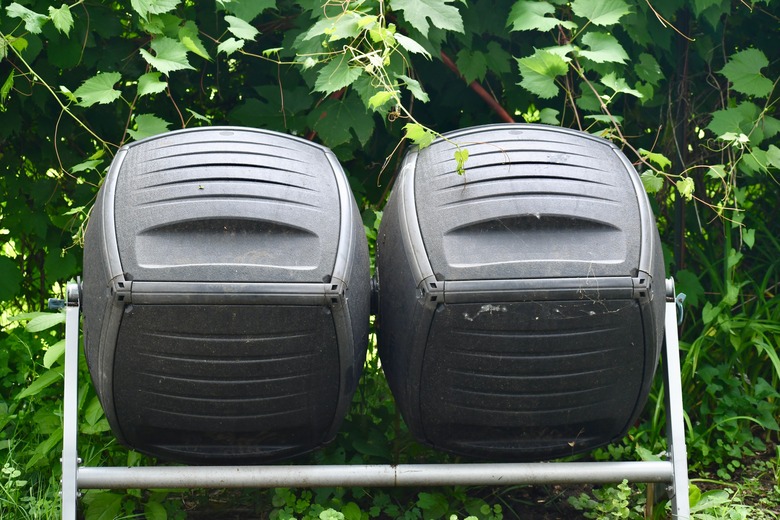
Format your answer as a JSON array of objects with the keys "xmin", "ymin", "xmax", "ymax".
[
  {"xmin": 83, "ymin": 127, "xmax": 370, "ymax": 464},
  {"xmin": 376, "ymin": 124, "xmax": 665, "ymax": 461}
]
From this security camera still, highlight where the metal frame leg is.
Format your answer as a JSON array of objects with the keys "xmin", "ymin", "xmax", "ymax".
[
  {"xmin": 664, "ymin": 283, "xmax": 690, "ymax": 519},
  {"xmin": 61, "ymin": 283, "xmax": 81, "ymax": 520}
]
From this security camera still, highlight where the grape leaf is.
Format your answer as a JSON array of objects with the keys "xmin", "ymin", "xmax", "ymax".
[
  {"xmin": 139, "ymin": 37, "xmax": 195, "ymax": 75},
  {"xmin": 59, "ymin": 85, "xmax": 78, "ymax": 103},
  {"xmin": 640, "ymin": 171, "xmax": 663, "ymax": 193},
  {"xmin": 674, "ymin": 269, "xmax": 705, "ymax": 308},
  {"xmin": 484, "ymin": 41, "xmax": 512, "ymax": 75},
  {"xmin": 217, "ymin": 37, "xmax": 244, "ymax": 56},
  {"xmin": 516, "ymin": 49, "xmax": 569, "ymax": 99},
  {"xmin": 368, "ymin": 90, "xmax": 395, "ymax": 110},
  {"xmin": 579, "ymin": 32, "xmax": 628, "ymax": 63},
  {"xmin": 303, "ymin": 17, "xmax": 337, "ymax": 41},
  {"xmin": 741, "ymin": 147, "xmax": 769, "ymax": 175},
  {"xmin": 130, "ymin": 0, "xmax": 179, "ymax": 20},
  {"xmin": 585, "ymin": 114, "xmax": 623, "ymax": 125},
  {"xmin": 692, "ymin": 0, "xmax": 725, "ymax": 17},
  {"xmin": 73, "ymin": 72, "xmax": 122, "ymax": 107},
  {"xmin": 6, "ymin": 3, "xmax": 48, "ymax": 34},
  {"xmin": 179, "ymin": 20, "xmax": 210, "ymax": 60},
  {"xmin": 507, "ymin": 1, "xmax": 576, "ymax": 32},
  {"xmin": 314, "ymin": 54, "xmax": 363, "ymax": 95},
  {"xmin": 1, "ymin": 72, "xmax": 14, "ymax": 106},
  {"xmin": 404, "ymin": 122, "xmax": 436, "ymax": 149},
  {"xmin": 763, "ymin": 115, "xmax": 780, "ymax": 141},
  {"xmin": 454, "ymin": 148, "xmax": 469, "ymax": 175},
  {"xmin": 639, "ymin": 148, "xmax": 671, "ymax": 171},
  {"xmin": 396, "ymin": 73, "xmax": 429, "ymax": 102},
  {"xmin": 392, "ymin": 0, "xmax": 464, "ymax": 37},
  {"xmin": 141, "ymin": 13, "xmax": 185, "ymax": 37},
  {"xmin": 571, "ymin": 0, "xmax": 631, "ymax": 26},
  {"xmin": 676, "ymin": 177, "xmax": 695, "ymax": 201},
  {"xmin": 539, "ymin": 107, "xmax": 560, "ymax": 125},
  {"xmin": 186, "ymin": 108, "xmax": 210, "ymax": 122},
  {"xmin": 137, "ymin": 72, "xmax": 167, "ymax": 97},
  {"xmin": 706, "ymin": 102, "xmax": 760, "ymax": 139},
  {"xmin": 303, "ymin": 11, "xmax": 363, "ymax": 42},
  {"xmin": 218, "ymin": 0, "xmax": 276, "ymax": 22},
  {"xmin": 140, "ymin": 14, "xmax": 165, "ymax": 35},
  {"xmin": 71, "ymin": 159, "xmax": 104, "ymax": 173},
  {"xmin": 127, "ymin": 114, "xmax": 171, "ymax": 141},
  {"xmin": 635, "ymin": 53, "xmax": 663, "ymax": 86},
  {"xmin": 225, "ymin": 15, "xmax": 259, "ymax": 41},
  {"xmin": 767, "ymin": 144, "xmax": 780, "ymax": 169},
  {"xmin": 48, "ymin": 5, "xmax": 74, "ymax": 36},
  {"xmin": 310, "ymin": 96, "xmax": 374, "ymax": 148},
  {"xmin": 601, "ymin": 72, "xmax": 643, "ymax": 98},
  {"xmin": 719, "ymin": 48, "xmax": 773, "ymax": 98},
  {"xmin": 707, "ymin": 164, "xmax": 727, "ymax": 179},
  {"xmin": 456, "ymin": 49, "xmax": 488, "ymax": 84},
  {"xmin": 353, "ymin": 75, "xmax": 389, "ymax": 117},
  {"xmin": 8, "ymin": 36, "xmax": 28, "ymax": 55},
  {"xmin": 395, "ymin": 33, "xmax": 431, "ymax": 59}
]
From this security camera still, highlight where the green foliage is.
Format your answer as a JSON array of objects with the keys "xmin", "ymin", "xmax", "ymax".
[
  {"xmin": 719, "ymin": 48, "xmax": 774, "ymax": 98},
  {"xmin": 516, "ymin": 49, "xmax": 569, "ymax": 99},
  {"xmin": 139, "ymin": 36, "xmax": 196, "ymax": 75},
  {"xmin": 404, "ymin": 122, "xmax": 436, "ymax": 148},
  {"xmin": 5, "ymin": 3, "xmax": 48, "ymax": 34},
  {"xmin": 73, "ymin": 72, "xmax": 123, "ymax": 107},
  {"xmin": 568, "ymin": 480, "xmax": 645, "ymax": 519},
  {"xmin": 392, "ymin": 0, "xmax": 465, "ymax": 36},
  {"xmin": 48, "ymin": 5, "xmax": 74, "ymax": 36},
  {"xmin": 0, "ymin": 0, "xmax": 779, "ymax": 518}
]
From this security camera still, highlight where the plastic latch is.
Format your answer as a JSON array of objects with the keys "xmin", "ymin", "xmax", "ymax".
[
  {"xmin": 325, "ymin": 280, "xmax": 344, "ymax": 307},
  {"xmin": 421, "ymin": 278, "xmax": 443, "ymax": 304},
  {"xmin": 675, "ymin": 293, "xmax": 686, "ymax": 325},
  {"xmin": 631, "ymin": 276, "xmax": 651, "ymax": 301},
  {"xmin": 112, "ymin": 279, "xmax": 132, "ymax": 304}
]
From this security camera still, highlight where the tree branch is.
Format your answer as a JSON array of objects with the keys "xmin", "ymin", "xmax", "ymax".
[{"xmin": 439, "ymin": 51, "xmax": 515, "ymax": 124}]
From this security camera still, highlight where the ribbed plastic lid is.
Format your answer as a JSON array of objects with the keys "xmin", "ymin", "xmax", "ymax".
[
  {"xmin": 111, "ymin": 128, "xmax": 341, "ymax": 283},
  {"xmin": 413, "ymin": 125, "xmax": 644, "ymax": 281}
]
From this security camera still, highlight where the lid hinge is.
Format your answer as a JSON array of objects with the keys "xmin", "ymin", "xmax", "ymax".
[
  {"xmin": 418, "ymin": 278, "xmax": 444, "ymax": 305},
  {"xmin": 111, "ymin": 279, "xmax": 132, "ymax": 304},
  {"xmin": 632, "ymin": 274, "xmax": 651, "ymax": 302},
  {"xmin": 326, "ymin": 279, "xmax": 345, "ymax": 307}
]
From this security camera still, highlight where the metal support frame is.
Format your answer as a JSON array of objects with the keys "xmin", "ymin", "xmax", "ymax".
[
  {"xmin": 663, "ymin": 280, "xmax": 690, "ymax": 519},
  {"xmin": 61, "ymin": 280, "xmax": 689, "ymax": 519}
]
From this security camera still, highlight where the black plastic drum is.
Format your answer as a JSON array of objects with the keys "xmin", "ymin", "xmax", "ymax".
[
  {"xmin": 376, "ymin": 124, "xmax": 665, "ymax": 460},
  {"xmin": 82, "ymin": 127, "xmax": 370, "ymax": 463}
]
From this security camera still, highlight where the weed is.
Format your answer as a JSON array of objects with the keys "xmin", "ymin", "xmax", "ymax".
[{"xmin": 568, "ymin": 480, "xmax": 645, "ymax": 519}]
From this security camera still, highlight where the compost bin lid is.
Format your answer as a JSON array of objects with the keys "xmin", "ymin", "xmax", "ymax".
[
  {"xmin": 411, "ymin": 125, "xmax": 648, "ymax": 282},
  {"xmin": 109, "ymin": 127, "xmax": 343, "ymax": 284}
]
